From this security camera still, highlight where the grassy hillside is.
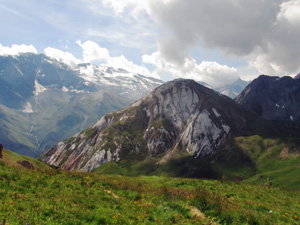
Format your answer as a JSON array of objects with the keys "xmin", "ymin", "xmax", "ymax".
[
  {"xmin": 0, "ymin": 149, "xmax": 51, "ymax": 171},
  {"xmin": 1, "ymin": 149, "xmax": 300, "ymax": 224},
  {"xmin": 234, "ymin": 135, "xmax": 300, "ymax": 190},
  {"xmin": 95, "ymin": 135, "xmax": 300, "ymax": 191}
]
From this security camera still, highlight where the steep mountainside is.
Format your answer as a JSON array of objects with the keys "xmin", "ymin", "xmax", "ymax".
[
  {"xmin": 0, "ymin": 53, "xmax": 163, "ymax": 156},
  {"xmin": 235, "ymin": 75, "xmax": 300, "ymax": 121},
  {"xmin": 0, "ymin": 53, "xmax": 96, "ymax": 109},
  {"xmin": 41, "ymin": 79, "xmax": 293, "ymax": 173},
  {"xmin": 0, "ymin": 88, "xmax": 130, "ymax": 157},
  {"xmin": 0, "ymin": 104, "xmax": 35, "ymax": 156}
]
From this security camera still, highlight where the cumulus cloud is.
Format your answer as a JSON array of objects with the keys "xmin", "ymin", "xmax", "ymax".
[
  {"xmin": 147, "ymin": 0, "xmax": 300, "ymax": 77},
  {"xmin": 77, "ymin": 40, "xmax": 110, "ymax": 63},
  {"xmin": 0, "ymin": 43, "xmax": 37, "ymax": 56},
  {"xmin": 149, "ymin": 0, "xmax": 281, "ymax": 55},
  {"xmin": 195, "ymin": 61, "xmax": 240, "ymax": 88},
  {"xmin": 77, "ymin": 40, "xmax": 154, "ymax": 77},
  {"xmin": 44, "ymin": 47, "xmax": 81, "ymax": 68},
  {"xmin": 102, "ymin": 0, "xmax": 150, "ymax": 18},
  {"xmin": 106, "ymin": 55, "xmax": 152, "ymax": 76},
  {"xmin": 143, "ymin": 51, "xmax": 239, "ymax": 87},
  {"xmin": 249, "ymin": 0, "xmax": 300, "ymax": 76},
  {"xmin": 42, "ymin": 41, "xmax": 154, "ymax": 77},
  {"xmin": 105, "ymin": 0, "xmax": 300, "ymax": 79},
  {"xmin": 277, "ymin": 0, "xmax": 300, "ymax": 25},
  {"xmin": 103, "ymin": 0, "xmax": 241, "ymax": 85}
]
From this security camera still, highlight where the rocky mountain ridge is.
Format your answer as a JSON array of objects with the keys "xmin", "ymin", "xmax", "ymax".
[
  {"xmin": 235, "ymin": 75, "xmax": 300, "ymax": 121},
  {"xmin": 41, "ymin": 79, "xmax": 274, "ymax": 172}
]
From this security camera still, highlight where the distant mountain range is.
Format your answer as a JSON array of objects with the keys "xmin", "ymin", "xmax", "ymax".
[
  {"xmin": 3, "ymin": 51, "xmax": 298, "ymax": 161},
  {"xmin": 0, "ymin": 53, "xmax": 250, "ymax": 157},
  {"xmin": 77, "ymin": 63, "xmax": 164, "ymax": 100},
  {"xmin": 0, "ymin": 53, "xmax": 163, "ymax": 156}
]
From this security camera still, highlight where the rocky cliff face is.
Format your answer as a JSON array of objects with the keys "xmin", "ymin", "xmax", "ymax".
[
  {"xmin": 42, "ymin": 79, "xmax": 257, "ymax": 172},
  {"xmin": 235, "ymin": 75, "xmax": 300, "ymax": 121}
]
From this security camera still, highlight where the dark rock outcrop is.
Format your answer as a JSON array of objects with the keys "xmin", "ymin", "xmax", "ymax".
[
  {"xmin": 235, "ymin": 75, "xmax": 300, "ymax": 121},
  {"xmin": 17, "ymin": 160, "xmax": 35, "ymax": 169}
]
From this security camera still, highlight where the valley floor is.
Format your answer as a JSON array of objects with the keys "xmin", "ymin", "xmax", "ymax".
[{"xmin": 1, "ymin": 151, "xmax": 300, "ymax": 225}]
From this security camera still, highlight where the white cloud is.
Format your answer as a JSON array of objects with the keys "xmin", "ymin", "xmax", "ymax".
[
  {"xmin": 194, "ymin": 61, "xmax": 239, "ymax": 88},
  {"xmin": 102, "ymin": 0, "xmax": 240, "ymax": 84},
  {"xmin": 0, "ymin": 43, "xmax": 37, "ymax": 56},
  {"xmin": 146, "ymin": 0, "xmax": 300, "ymax": 77},
  {"xmin": 277, "ymin": 0, "xmax": 300, "ymax": 25},
  {"xmin": 42, "ymin": 41, "xmax": 154, "ymax": 77},
  {"xmin": 102, "ymin": 0, "xmax": 150, "ymax": 18},
  {"xmin": 107, "ymin": 55, "xmax": 153, "ymax": 76},
  {"xmin": 77, "ymin": 40, "xmax": 154, "ymax": 77},
  {"xmin": 89, "ymin": 1, "xmax": 158, "ymax": 54},
  {"xmin": 44, "ymin": 47, "xmax": 82, "ymax": 68},
  {"xmin": 253, "ymin": 0, "xmax": 300, "ymax": 76},
  {"xmin": 143, "ymin": 51, "xmax": 239, "ymax": 87},
  {"xmin": 77, "ymin": 40, "xmax": 110, "ymax": 63},
  {"xmin": 247, "ymin": 0, "xmax": 300, "ymax": 76},
  {"xmin": 108, "ymin": 0, "xmax": 298, "ymax": 81}
]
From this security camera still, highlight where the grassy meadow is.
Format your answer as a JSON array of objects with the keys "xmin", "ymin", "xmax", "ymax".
[{"xmin": 1, "ymin": 149, "xmax": 300, "ymax": 224}]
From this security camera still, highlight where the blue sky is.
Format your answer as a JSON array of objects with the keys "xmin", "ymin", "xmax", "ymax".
[{"xmin": 1, "ymin": 0, "xmax": 300, "ymax": 87}]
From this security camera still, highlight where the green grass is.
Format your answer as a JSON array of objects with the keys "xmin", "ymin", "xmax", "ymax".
[
  {"xmin": 234, "ymin": 136, "xmax": 300, "ymax": 190},
  {"xmin": 1, "ymin": 149, "xmax": 51, "ymax": 171},
  {"xmin": 1, "ymin": 150, "xmax": 300, "ymax": 224}
]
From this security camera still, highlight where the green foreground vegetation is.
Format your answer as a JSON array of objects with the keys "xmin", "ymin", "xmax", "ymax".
[
  {"xmin": 1, "ymin": 149, "xmax": 300, "ymax": 224},
  {"xmin": 96, "ymin": 135, "xmax": 300, "ymax": 190}
]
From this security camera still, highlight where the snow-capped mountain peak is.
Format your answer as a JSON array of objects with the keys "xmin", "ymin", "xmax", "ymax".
[{"xmin": 77, "ymin": 63, "xmax": 164, "ymax": 100}]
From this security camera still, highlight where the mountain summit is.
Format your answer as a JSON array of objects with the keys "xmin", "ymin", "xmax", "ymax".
[
  {"xmin": 235, "ymin": 75, "xmax": 300, "ymax": 121},
  {"xmin": 42, "ymin": 79, "xmax": 268, "ymax": 172}
]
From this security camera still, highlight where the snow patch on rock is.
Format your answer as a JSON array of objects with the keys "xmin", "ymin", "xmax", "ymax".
[
  {"xmin": 62, "ymin": 86, "xmax": 69, "ymax": 92},
  {"xmin": 22, "ymin": 102, "xmax": 34, "ymax": 113},
  {"xmin": 222, "ymin": 124, "xmax": 230, "ymax": 134},
  {"xmin": 212, "ymin": 108, "xmax": 221, "ymax": 118},
  {"xmin": 181, "ymin": 110, "xmax": 225, "ymax": 157},
  {"xmin": 34, "ymin": 80, "xmax": 47, "ymax": 95}
]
